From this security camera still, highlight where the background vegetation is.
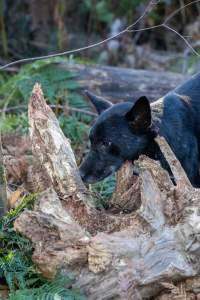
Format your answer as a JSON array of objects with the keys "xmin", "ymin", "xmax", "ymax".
[
  {"xmin": 1, "ymin": 0, "xmax": 200, "ymax": 71},
  {"xmin": 1, "ymin": 0, "xmax": 200, "ymax": 299}
]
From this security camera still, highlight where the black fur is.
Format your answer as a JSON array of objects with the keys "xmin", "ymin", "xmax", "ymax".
[{"xmin": 79, "ymin": 72, "xmax": 200, "ymax": 187}]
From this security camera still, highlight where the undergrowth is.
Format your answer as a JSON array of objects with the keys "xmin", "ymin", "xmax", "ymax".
[
  {"xmin": 0, "ymin": 57, "xmax": 91, "ymax": 147},
  {"xmin": 90, "ymin": 174, "xmax": 116, "ymax": 209}
]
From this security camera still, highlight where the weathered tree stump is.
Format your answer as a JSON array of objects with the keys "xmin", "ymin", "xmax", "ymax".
[{"xmin": 14, "ymin": 84, "xmax": 200, "ymax": 300}]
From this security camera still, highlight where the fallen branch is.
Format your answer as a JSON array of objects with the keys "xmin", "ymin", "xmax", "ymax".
[
  {"xmin": 59, "ymin": 63, "xmax": 186, "ymax": 102},
  {"xmin": 0, "ymin": 104, "xmax": 97, "ymax": 117},
  {"xmin": 14, "ymin": 84, "xmax": 200, "ymax": 299}
]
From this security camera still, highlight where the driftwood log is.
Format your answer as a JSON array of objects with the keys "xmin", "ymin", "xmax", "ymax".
[
  {"xmin": 14, "ymin": 84, "xmax": 200, "ymax": 300},
  {"xmin": 59, "ymin": 63, "xmax": 187, "ymax": 103}
]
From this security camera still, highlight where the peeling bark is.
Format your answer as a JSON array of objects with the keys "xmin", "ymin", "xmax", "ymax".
[{"xmin": 14, "ymin": 83, "xmax": 200, "ymax": 299}]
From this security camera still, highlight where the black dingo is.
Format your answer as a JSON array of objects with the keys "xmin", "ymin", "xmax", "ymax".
[{"xmin": 80, "ymin": 72, "xmax": 200, "ymax": 187}]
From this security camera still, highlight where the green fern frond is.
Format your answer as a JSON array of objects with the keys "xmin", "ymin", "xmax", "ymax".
[
  {"xmin": 91, "ymin": 174, "xmax": 116, "ymax": 208},
  {"xmin": 7, "ymin": 275, "xmax": 87, "ymax": 300},
  {"xmin": 58, "ymin": 114, "xmax": 89, "ymax": 146},
  {"xmin": 0, "ymin": 113, "xmax": 28, "ymax": 135},
  {"xmin": 0, "ymin": 57, "xmax": 78, "ymax": 107},
  {"xmin": 0, "ymin": 193, "xmax": 38, "ymax": 291}
]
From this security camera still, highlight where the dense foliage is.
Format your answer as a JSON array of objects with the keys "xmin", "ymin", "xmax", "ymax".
[
  {"xmin": 1, "ymin": 0, "xmax": 199, "ymax": 63},
  {"xmin": 0, "ymin": 58, "xmax": 90, "ymax": 145}
]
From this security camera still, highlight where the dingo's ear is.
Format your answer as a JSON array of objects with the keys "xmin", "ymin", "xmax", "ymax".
[
  {"xmin": 126, "ymin": 96, "xmax": 151, "ymax": 132},
  {"xmin": 85, "ymin": 90, "xmax": 112, "ymax": 114}
]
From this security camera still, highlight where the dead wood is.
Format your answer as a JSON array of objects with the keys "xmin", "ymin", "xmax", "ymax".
[
  {"xmin": 14, "ymin": 83, "xmax": 200, "ymax": 300},
  {"xmin": 59, "ymin": 63, "xmax": 186, "ymax": 103},
  {"xmin": 1, "ymin": 135, "xmax": 31, "ymax": 188},
  {"xmin": 109, "ymin": 161, "xmax": 140, "ymax": 213}
]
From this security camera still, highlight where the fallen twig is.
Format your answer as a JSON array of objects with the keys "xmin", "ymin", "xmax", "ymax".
[{"xmin": 0, "ymin": 104, "xmax": 97, "ymax": 117}]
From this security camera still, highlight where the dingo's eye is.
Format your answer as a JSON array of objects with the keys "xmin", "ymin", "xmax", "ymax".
[
  {"xmin": 101, "ymin": 141, "xmax": 119, "ymax": 155},
  {"xmin": 102, "ymin": 141, "xmax": 111, "ymax": 148}
]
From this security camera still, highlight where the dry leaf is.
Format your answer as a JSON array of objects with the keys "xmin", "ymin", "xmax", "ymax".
[{"xmin": 7, "ymin": 186, "xmax": 26, "ymax": 208}]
